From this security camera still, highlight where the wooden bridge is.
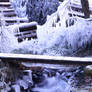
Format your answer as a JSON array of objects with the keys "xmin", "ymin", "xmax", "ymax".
[{"xmin": 0, "ymin": 53, "xmax": 92, "ymax": 65}]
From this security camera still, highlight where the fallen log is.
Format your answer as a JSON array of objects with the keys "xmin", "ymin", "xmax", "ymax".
[{"xmin": 0, "ymin": 53, "xmax": 92, "ymax": 65}]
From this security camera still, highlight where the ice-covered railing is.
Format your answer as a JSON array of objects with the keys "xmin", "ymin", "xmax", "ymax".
[
  {"xmin": 46, "ymin": 0, "xmax": 71, "ymax": 28},
  {"xmin": 37, "ymin": 0, "xmax": 72, "ymax": 49}
]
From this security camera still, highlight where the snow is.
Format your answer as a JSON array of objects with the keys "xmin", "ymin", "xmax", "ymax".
[
  {"xmin": 36, "ymin": 0, "xmax": 92, "ymax": 56},
  {"xmin": 1, "ymin": 0, "xmax": 92, "ymax": 56},
  {"xmin": 10, "ymin": 0, "xmax": 27, "ymax": 17}
]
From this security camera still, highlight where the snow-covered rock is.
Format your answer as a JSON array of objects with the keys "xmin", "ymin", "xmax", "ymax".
[{"xmin": 26, "ymin": 0, "xmax": 59, "ymax": 25}]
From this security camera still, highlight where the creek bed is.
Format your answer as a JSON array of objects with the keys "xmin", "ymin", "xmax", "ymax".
[{"xmin": 0, "ymin": 60, "xmax": 92, "ymax": 92}]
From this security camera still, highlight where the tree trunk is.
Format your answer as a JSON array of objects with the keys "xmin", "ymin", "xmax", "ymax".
[{"xmin": 81, "ymin": 0, "xmax": 90, "ymax": 18}]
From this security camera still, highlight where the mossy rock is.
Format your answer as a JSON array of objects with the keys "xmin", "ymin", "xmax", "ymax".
[{"xmin": 84, "ymin": 65, "xmax": 92, "ymax": 75}]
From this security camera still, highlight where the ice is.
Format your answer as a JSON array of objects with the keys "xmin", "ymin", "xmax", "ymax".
[{"xmin": 33, "ymin": 74, "xmax": 71, "ymax": 92}]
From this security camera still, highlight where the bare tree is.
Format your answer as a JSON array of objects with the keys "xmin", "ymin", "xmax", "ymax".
[{"xmin": 81, "ymin": 0, "xmax": 90, "ymax": 18}]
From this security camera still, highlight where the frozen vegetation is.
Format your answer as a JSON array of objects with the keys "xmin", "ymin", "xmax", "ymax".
[
  {"xmin": 10, "ymin": 0, "xmax": 27, "ymax": 17},
  {"xmin": 10, "ymin": 0, "xmax": 59, "ymax": 25},
  {"xmin": 1, "ymin": 0, "xmax": 92, "ymax": 56},
  {"xmin": 26, "ymin": 0, "xmax": 59, "ymax": 25}
]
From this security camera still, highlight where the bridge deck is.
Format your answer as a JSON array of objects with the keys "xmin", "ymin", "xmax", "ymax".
[{"xmin": 0, "ymin": 53, "xmax": 92, "ymax": 65}]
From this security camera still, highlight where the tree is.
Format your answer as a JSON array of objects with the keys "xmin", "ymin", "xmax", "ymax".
[
  {"xmin": 81, "ymin": 0, "xmax": 90, "ymax": 18},
  {"xmin": 26, "ymin": 0, "xmax": 59, "ymax": 25}
]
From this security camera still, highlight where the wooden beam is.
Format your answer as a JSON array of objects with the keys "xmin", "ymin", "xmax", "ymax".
[
  {"xmin": 0, "ymin": 53, "xmax": 92, "ymax": 65},
  {"xmin": 0, "ymin": 0, "xmax": 9, "ymax": 2},
  {"xmin": 4, "ymin": 12, "xmax": 16, "ymax": 17},
  {"xmin": 0, "ymin": 9, "xmax": 14, "ymax": 12},
  {"xmin": 19, "ymin": 22, "xmax": 37, "ymax": 32}
]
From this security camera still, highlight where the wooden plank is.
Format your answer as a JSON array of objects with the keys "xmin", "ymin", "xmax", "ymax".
[
  {"xmin": 3, "ymin": 17, "xmax": 28, "ymax": 22},
  {"xmin": 0, "ymin": 53, "xmax": 92, "ymax": 65},
  {"xmin": 0, "ymin": 8, "xmax": 14, "ymax": 12},
  {"xmin": 0, "ymin": 17, "xmax": 28, "ymax": 26},
  {"xmin": 15, "ymin": 30, "xmax": 36, "ymax": 36},
  {"xmin": 17, "ymin": 32, "xmax": 37, "ymax": 39},
  {"xmin": 4, "ymin": 12, "xmax": 16, "ymax": 17},
  {"xmin": 0, "ymin": 4, "xmax": 11, "ymax": 8},
  {"xmin": 19, "ymin": 22, "xmax": 37, "ymax": 32},
  {"xmin": 0, "ymin": 2, "xmax": 11, "ymax": 6},
  {"xmin": 0, "ymin": 0, "xmax": 9, "ymax": 2}
]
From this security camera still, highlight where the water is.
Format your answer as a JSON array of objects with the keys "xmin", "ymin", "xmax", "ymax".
[
  {"xmin": 5, "ymin": 65, "xmax": 76, "ymax": 92},
  {"xmin": 2, "ymin": 64, "xmax": 87, "ymax": 92},
  {"xmin": 0, "ymin": 0, "xmax": 92, "ymax": 92}
]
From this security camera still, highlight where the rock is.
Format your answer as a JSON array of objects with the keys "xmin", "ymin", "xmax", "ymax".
[
  {"xmin": 84, "ymin": 65, "xmax": 92, "ymax": 75},
  {"xmin": 32, "ymin": 68, "xmax": 45, "ymax": 84},
  {"xmin": 26, "ymin": 0, "xmax": 59, "ymax": 25}
]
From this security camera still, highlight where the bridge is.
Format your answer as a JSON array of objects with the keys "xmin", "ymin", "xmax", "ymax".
[{"xmin": 0, "ymin": 53, "xmax": 92, "ymax": 65}]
